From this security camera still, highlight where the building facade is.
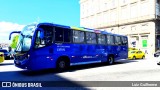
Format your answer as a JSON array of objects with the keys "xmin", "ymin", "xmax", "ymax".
[{"xmin": 80, "ymin": 0, "xmax": 160, "ymax": 55}]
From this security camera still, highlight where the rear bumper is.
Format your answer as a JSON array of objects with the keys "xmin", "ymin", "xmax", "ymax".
[
  {"xmin": 128, "ymin": 57, "xmax": 132, "ymax": 59},
  {"xmin": 0, "ymin": 58, "xmax": 4, "ymax": 63}
]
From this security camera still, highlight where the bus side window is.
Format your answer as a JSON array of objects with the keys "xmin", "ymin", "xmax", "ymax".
[
  {"xmin": 73, "ymin": 30, "xmax": 85, "ymax": 43},
  {"xmin": 107, "ymin": 35, "xmax": 115, "ymax": 45},
  {"xmin": 122, "ymin": 36, "xmax": 128, "ymax": 45},
  {"xmin": 54, "ymin": 27, "xmax": 71, "ymax": 43},
  {"xmin": 91, "ymin": 33, "xmax": 96, "ymax": 44},
  {"xmin": 55, "ymin": 27, "xmax": 63, "ymax": 42},
  {"xmin": 64, "ymin": 29, "xmax": 71, "ymax": 43},
  {"xmin": 101, "ymin": 35, "xmax": 106, "ymax": 44},
  {"xmin": 115, "ymin": 36, "xmax": 122, "ymax": 45},
  {"xmin": 106, "ymin": 35, "xmax": 110, "ymax": 45},
  {"xmin": 73, "ymin": 30, "xmax": 79, "ymax": 43},
  {"xmin": 98, "ymin": 34, "xmax": 106, "ymax": 44},
  {"xmin": 35, "ymin": 31, "xmax": 42, "ymax": 48},
  {"xmin": 110, "ymin": 35, "xmax": 115, "ymax": 45},
  {"xmin": 79, "ymin": 31, "xmax": 85, "ymax": 43},
  {"xmin": 124, "ymin": 37, "xmax": 128, "ymax": 45},
  {"xmin": 44, "ymin": 30, "xmax": 53, "ymax": 45},
  {"xmin": 35, "ymin": 25, "xmax": 53, "ymax": 48},
  {"xmin": 86, "ymin": 32, "xmax": 96, "ymax": 44},
  {"xmin": 86, "ymin": 32, "xmax": 92, "ymax": 44}
]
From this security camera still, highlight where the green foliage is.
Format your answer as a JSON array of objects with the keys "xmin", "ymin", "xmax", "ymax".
[{"xmin": 10, "ymin": 35, "xmax": 19, "ymax": 49}]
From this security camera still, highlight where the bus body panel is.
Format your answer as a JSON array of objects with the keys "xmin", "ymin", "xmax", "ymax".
[
  {"xmin": 12, "ymin": 23, "xmax": 128, "ymax": 70},
  {"xmin": 15, "ymin": 43, "xmax": 127, "ymax": 70}
]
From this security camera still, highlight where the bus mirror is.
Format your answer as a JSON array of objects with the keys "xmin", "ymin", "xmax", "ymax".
[{"xmin": 9, "ymin": 31, "xmax": 21, "ymax": 40}]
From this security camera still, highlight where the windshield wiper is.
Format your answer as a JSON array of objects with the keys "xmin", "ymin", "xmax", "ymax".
[{"xmin": 24, "ymin": 35, "xmax": 32, "ymax": 38}]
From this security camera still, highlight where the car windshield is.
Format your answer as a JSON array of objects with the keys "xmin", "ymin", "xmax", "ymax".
[
  {"xmin": 130, "ymin": 51, "xmax": 136, "ymax": 53},
  {"xmin": 15, "ymin": 24, "xmax": 37, "ymax": 52}
]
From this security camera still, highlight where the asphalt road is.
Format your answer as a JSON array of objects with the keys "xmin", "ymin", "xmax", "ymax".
[{"xmin": 0, "ymin": 58, "xmax": 160, "ymax": 90}]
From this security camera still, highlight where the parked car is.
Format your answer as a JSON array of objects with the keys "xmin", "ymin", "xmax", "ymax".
[
  {"xmin": 0, "ymin": 52, "xmax": 4, "ymax": 63},
  {"xmin": 0, "ymin": 49, "xmax": 13, "ymax": 60},
  {"xmin": 129, "ymin": 47, "xmax": 138, "ymax": 51},
  {"xmin": 155, "ymin": 55, "xmax": 160, "ymax": 65},
  {"xmin": 128, "ymin": 50, "xmax": 145, "ymax": 60},
  {"xmin": 154, "ymin": 50, "xmax": 160, "ymax": 57}
]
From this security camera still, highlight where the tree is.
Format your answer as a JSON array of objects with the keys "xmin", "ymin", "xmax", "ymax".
[{"xmin": 10, "ymin": 35, "xmax": 19, "ymax": 49}]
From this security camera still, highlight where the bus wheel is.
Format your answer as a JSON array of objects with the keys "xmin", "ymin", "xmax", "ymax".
[
  {"xmin": 107, "ymin": 56, "xmax": 114, "ymax": 65},
  {"xmin": 56, "ymin": 59, "xmax": 69, "ymax": 71}
]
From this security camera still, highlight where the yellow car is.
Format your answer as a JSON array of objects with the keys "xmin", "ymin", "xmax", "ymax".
[
  {"xmin": 0, "ymin": 52, "xmax": 4, "ymax": 63},
  {"xmin": 129, "ymin": 47, "xmax": 138, "ymax": 51},
  {"xmin": 128, "ymin": 50, "xmax": 145, "ymax": 60}
]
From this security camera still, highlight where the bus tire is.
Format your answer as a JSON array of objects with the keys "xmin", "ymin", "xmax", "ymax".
[
  {"xmin": 107, "ymin": 56, "xmax": 114, "ymax": 65},
  {"xmin": 56, "ymin": 57, "xmax": 70, "ymax": 71}
]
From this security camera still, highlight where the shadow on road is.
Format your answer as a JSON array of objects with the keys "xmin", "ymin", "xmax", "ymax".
[
  {"xmin": 20, "ymin": 59, "xmax": 136, "ymax": 74},
  {"xmin": 0, "ymin": 70, "xmax": 90, "ymax": 90},
  {"xmin": 20, "ymin": 69, "xmax": 57, "ymax": 76},
  {"xmin": 0, "ymin": 59, "xmax": 139, "ymax": 89},
  {"xmin": 0, "ymin": 63, "xmax": 14, "ymax": 66},
  {"xmin": 67, "ymin": 59, "xmax": 138, "ymax": 72},
  {"xmin": 0, "ymin": 59, "xmax": 138, "ymax": 76}
]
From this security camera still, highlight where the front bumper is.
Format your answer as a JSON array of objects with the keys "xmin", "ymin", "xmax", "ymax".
[{"xmin": 14, "ymin": 59, "xmax": 29, "ymax": 69}]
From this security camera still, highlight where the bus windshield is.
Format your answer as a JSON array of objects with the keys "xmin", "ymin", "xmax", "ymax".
[{"xmin": 15, "ymin": 24, "xmax": 36, "ymax": 52}]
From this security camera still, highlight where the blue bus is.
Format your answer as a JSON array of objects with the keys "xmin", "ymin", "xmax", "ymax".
[{"xmin": 9, "ymin": 23, "xmax": 128, "ymax": 71}]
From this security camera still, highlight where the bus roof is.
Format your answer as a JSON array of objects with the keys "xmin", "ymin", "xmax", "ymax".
[
  {"xmin": 38, "ymin": 23, "xmax": 71, "ymax": 29},
  {"xmin": 37, "ymin": 23, "xmax": 127, "ymax": 37}
]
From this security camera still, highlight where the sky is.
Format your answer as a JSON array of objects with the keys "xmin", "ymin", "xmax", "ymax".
[{"xmin": 0, "ymin": 0, "xmax": 80, "ymax": 43}]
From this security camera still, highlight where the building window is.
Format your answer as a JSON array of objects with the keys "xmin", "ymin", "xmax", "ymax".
[
  {"xmin": 121, "ymin": 0, "xmax": 127, "ymax": 5},
  {"xmin": 111, "ymin": 0, "xmax": 116, "ymax": 8},
  {"xmin": 105, "ymin": 2, "xmax": 108, "ymax": 8},
  {"xmin": 121, "ymin": 5, "xmax": 128, "ymax": 20},
  {"xmin": 110, "ymin": 9, "xmax": 117, "ymax": 22},
  {"xmin": 111, "ymin": 29, "xmax": 114, "ymax": 33},
  {"xmin": 121, "ymin": 27, "xmax": 126, "ymax": 34},
  {"xmin": 156, "ymin": 35, "xmax": 160, "ymax": 48},
  {"xmin": 141, "ymin": 24, "xmax": 148, "ymax": 31},
  {"xmin": 130, "ymin": 3, "xmax": 137, "ymax": 18},
  {"xmin": 101, "ymin": 1, "xmax": 107, "ymax": 11},
  {"xmin": 123, "ymin": 0, "xmax": 127, "ymax": 3},
  {"xmin": 141, "ymin": 1, "xmax": 148, "ymax": 16},
  {"xmin": 131, "ymin": 26, "xmax": 136, "ymax": 31},
  {"xmin": 104, "ymin": 11, "xmax": 109, "ymax": 23}
]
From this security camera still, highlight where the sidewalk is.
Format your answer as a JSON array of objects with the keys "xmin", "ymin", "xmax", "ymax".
[{"xmin": 145, "ymin": 54, "xmax": 154, "ymax": 59}]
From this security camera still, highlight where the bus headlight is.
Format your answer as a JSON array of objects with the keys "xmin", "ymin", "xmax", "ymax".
[{"xmin": 28, "ymin": 54, "xmax": 30, "ymax": 58}]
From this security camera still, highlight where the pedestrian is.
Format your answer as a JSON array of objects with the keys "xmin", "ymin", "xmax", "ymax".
[{"xmin": 145, "ymin": 50, "xmax": 148, "ymax": 54}]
